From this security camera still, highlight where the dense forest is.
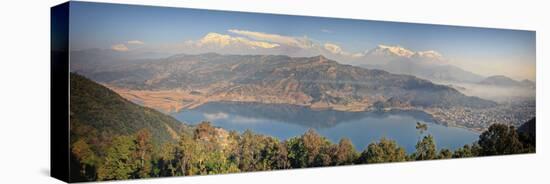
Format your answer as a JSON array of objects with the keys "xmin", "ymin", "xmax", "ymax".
[{"xmin": 69, "ymin": 73, "xmax": 535, "ymax": 182}]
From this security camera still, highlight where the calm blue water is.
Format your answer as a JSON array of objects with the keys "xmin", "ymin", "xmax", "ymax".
[{"xmin": 171, "ymin": 102, "xmax": 479, "ymax": 153}]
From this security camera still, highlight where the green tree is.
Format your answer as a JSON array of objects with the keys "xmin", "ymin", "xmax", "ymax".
[
  {"xmin": 272, "ymin": 139, "xmax": 290, "ymax": 169},
  {"xmin": 259, "ymin": 137, "xmax": 289, "ymax": 170},
  {"xmin": 517, "ymin": 118, "xmax": 535, "ymax": 153},
  {"xmin": 286, "ymin": 129, "xmax": 338, "ymax": 168},
  {"xmin": 286, "ymin": 137, "xmax": 307, "ymax": 168},
  {"xmin": 301, "ymin": 129, "xmax": 331, "ymax": 167},
  {"xmin": 157, "ymin": 142, "xmax": 178, "ymax": 176},
  {"xmin": 134, "ymin": 128, "xmax": 153, "ymax": 178},
  {"xmin": 357, "ymin": 138, "xmax": 407, "ymax": 164},
  {"xmin": 518, "ymin": 132, "xmax": 536, "ymax": 153},
  {"xmin": 97, "ymin": 135, "xmax": 138, "ymax": 180},
  {"xmin": 313, "ymin": 145, "xmax": 334, "ymax": 167},
  {"xmin": 452, "ymin": 144, "xmax": 476, "ymax": 158},
  {"xmin": 416, "ymin": 122, "xmax": 428, "ymax": 135},
  {"xmin": 194, "ymin": 121, "xmax": 216, "ymax": 141},
  {"xmin": 202, "ymin": 151, "xmax": 229, "ymax": 174},
  {"xmin": 224, "ymin": 130, "xmax": 242, "ymax": 169},
  {"xmin": 438, "ymin": 148, "xmax": 452, "ymax": 159},
  {"xmin": 478, "ymin": 124, "xmax": 523, "ymax": 155},
  {"xmin": 333, "ymin": 138, "xmax": 358, "ymax": 165},
  {"xmin": 415, "ymin": 135, "xmax": 437, "ymax": 160},
  {"xmin": 175, "ymin": 133, "xmax": 200, "ymax": 176},
  {"xmin": 71, "ymin": 139, "xmax": 97, "ymax": 180},
  {"xmin": 236, "ymin": 130, "xmax": 262, "ymax": 171}
]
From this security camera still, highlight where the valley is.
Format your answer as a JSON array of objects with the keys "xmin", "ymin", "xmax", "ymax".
[
  {"xmin": 108, "ymin": 84, "xmax": 376, "ymax": 114},
  {"xmin": 75, "ymin": 53, "xmax": 533, "ymax": 132}
]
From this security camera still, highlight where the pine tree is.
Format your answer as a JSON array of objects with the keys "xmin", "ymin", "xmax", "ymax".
[{"xmin": 415, "ymin": 135, "xmax": 437, "ymax": 160}]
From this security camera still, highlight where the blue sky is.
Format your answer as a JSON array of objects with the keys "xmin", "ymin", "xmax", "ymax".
[{"xmin": 68, "ymin": 1, "xmax": 536, "ymax": 80}]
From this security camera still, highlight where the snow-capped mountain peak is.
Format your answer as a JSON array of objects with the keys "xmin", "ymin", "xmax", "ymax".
[
  {"xmin": 364, "ymin": 45, "xmax": 446, "ymax": 61},
  {"xmin": 368, "ymin": 45, "xmax": 415, "ymax": 57}
]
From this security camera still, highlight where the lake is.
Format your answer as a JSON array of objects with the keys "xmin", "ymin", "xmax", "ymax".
[{"xmin": 171, "ymin": 101, "xmax": 479, "ymax": 153}]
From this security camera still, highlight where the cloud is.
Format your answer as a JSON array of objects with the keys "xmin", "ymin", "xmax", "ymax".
[
  {"xmin": 140, "ymin": 29, "xmax": 362, "ymax": 58},
  {"xmin": 413, "ymin": 50, "xmax": 443, "ymax": 59},
  {"xmin": 110, "ymin": 40, "xmax": 145, "ymax": 52},
  {"xmin": 197, "ymin": 32, "xmax": 279, "ymax": 49},
  {"xmin": 324, "ymin": 43, "xmax": 344, "ymax": 55},
  {"xmin": 203, "ymin": 112, "xmax": 229, "ymax": 121},
  {"xmin": 111, "ymin": 44, "xmax": 129, "ymax": 52},
  {"xmin": 231, "ymin": 116, "xmax": 262, "ymax": 124},
  {"xmin": 226, "ymin": 29, "xmax": 364, "ymax": 58},
  {"xmin": 228, "ymin": 29, "xmax": 314, "ymax": 49},
  {"xmin": 161, "ymin": 30, "xmax": 366, "ymax": 62},
  {"xmin": 127, "ymin": 40, "xmax": 145, "ymax": 45}
]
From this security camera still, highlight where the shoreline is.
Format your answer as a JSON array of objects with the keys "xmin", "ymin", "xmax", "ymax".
[{"xmin": 107, "ymin": 85, "xmax": 498, "ymax": 134}]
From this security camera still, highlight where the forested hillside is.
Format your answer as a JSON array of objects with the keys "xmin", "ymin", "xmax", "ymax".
[
  {"xmin": 70, "ymin": 73, "xmax": 191, "ymax": 143},
  {"xmin": 69, "ymin": 73, "xmax": 192, "ymax": 181}
]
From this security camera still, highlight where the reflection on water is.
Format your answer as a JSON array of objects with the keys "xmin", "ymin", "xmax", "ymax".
[{"xmin": 171, "ymin": 101, "xmax": 479, "ymax": 153}]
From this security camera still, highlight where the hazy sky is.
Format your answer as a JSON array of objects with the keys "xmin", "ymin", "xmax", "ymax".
[{"xmin": 68, "ymin": 2, "xmax": 536, "ymax": 80}]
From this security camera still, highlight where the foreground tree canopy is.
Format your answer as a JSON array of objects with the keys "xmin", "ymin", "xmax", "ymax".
[{"xmin": 70, "ymin": 121, "xmax": 536, "ymax": 181}]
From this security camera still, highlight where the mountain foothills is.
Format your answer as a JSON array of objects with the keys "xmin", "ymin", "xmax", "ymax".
[
  {"xmin": 69, "ymin": 73, "xmax": 535, "ymax": 182},
  {"xmin": 81, "ymin": 53, "xmax": 496, "ymax": 113}
]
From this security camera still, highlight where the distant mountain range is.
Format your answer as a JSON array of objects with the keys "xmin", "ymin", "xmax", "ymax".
[
  {"xmin": 70, "ymin": 48, "xmax": 172, "ymax": 74},
  {"xmin": 77, "ymin": 53, "xmax": 496, "ymax": 112},
  {"xmin": 358, "ymin": 45, "xmax": 485, "ymax": 83},
  {"xmin": 478, "ymin": 75, "xmax": 535, "ymax": 88},
  {"xmin": 73, "ymin": 34, "xmax": 532, "ymax": 86}
]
